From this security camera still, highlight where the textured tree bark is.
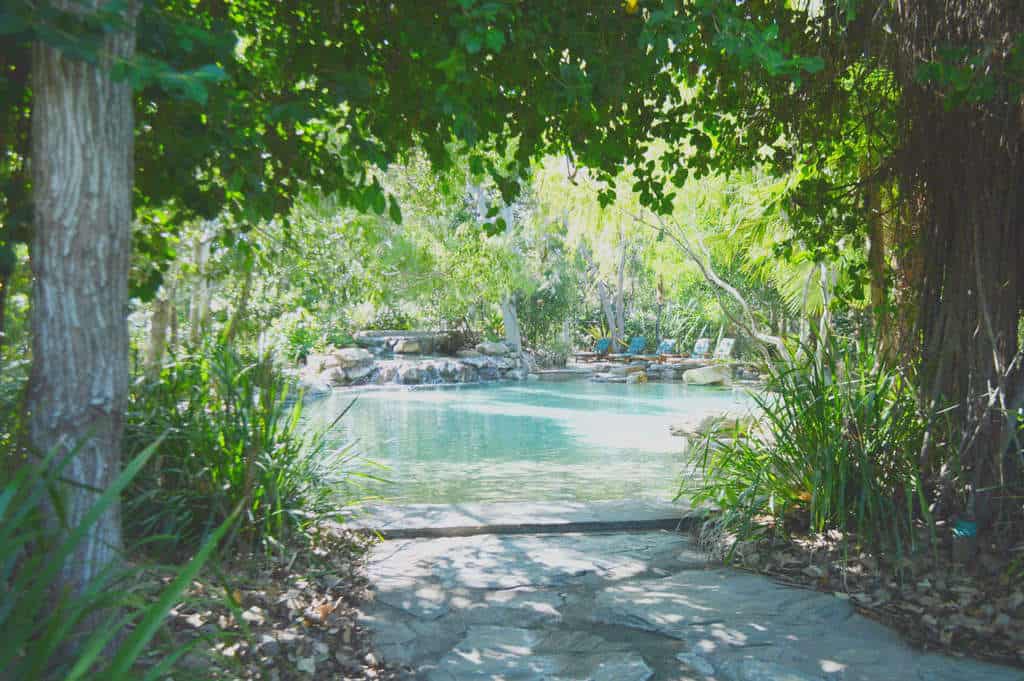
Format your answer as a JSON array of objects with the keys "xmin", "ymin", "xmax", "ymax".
[
  {"xmin": 188, "ymin": 227, "xmax": 213, "ymax": 345},
  {"xmin": 145, "ymin": 270, "xmax": 176, "ymax": 375},
  {"xmin": 27, "ymin": 1, "xmax": 136, "ymax": 593},
  {"xmin": 499, "ymin": 296, "xmax": 521, "ymax": 352},
  {"xmin": 613, "ymin": 232, "xmax": 627, "ymax": 344},
  {"xmin": 865, "ymin": 179, "xmax": 899, "ymax": 362},
  {"xmin": 866, "ymin": 180, "xmax": 886, "ymax": 320},
  {"xmin": 596, "ymin": 280, "xmax": 618, "ymax": 344},
  {"xmin": 891, "ymin": 0, "xmax": 1024, "ymax": 527}
]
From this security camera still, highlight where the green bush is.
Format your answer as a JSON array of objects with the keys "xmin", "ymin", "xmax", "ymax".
[
  {"xmin": 685, "ymin": 335, "xmax": 930, "ymax": 552},
  {"xmin": 124, "ymin": 344, "xmax": 356, "ymax": 559},
  {"xmin": 0, "ymin": 358, "xmax": 28, "ymax": 473},
  {"xmin": 0, "ymin": 443, "xmax": 231, "ymax": 681}
]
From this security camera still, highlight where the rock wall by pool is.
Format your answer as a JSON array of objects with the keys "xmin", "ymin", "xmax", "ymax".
[
  {"xmin": 352, "ymin": 329, "xmax": 454, "ymax": 355},
  {"xmin": 300, "ymin": 344, "xmax": 527, "ymax": 393}
]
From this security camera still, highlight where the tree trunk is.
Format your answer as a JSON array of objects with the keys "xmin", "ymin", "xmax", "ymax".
[
  {"xmin": 892, "ymin": 0, "xmax": 1024, "ymax": 526},
  {"xmin": 27, "ymin": 1, "xmax": 136, "ymax": 595},
  {"xmin": 865, "ymin": 177, "xmax": 898, "ymax": 360},
  {"xmin": 145, "ymin": 296, "xmax": 170, "ymax": 376},
  {"xmin": 578, "ymin": 240, "xmax": 622, "ymax": 347},
  {"xmin": 145, "ymin": 269, "xmax": 176, "ymax": 375},
  {"xmin": 224, "ymin": 261, "xmax": 253, "ymax": 346},
  {"xmin": 0, "ymin": 264, "xmax": 10, "ymax": 348},
  {"xmin": 596, "ymin": 280, "xmax": 618, "ymax": 344},
  {"xmin": 169, "ymin": 281, "xmax": 180, "ymax": 350},
  {"xmin": 500, "ymin": 296, "xmax": 522, "ymax": 352},
  {"xmin": 866, "ymin": 179, "xmax": 886, "ymax": 321},
  {"xmin": 189, "ymin": 228, "xmax": 213, "ymax": 345},
  {"xmin": 652, "ymin": 213, "xmax": 792, "ymax": 364},
  {"xmin": 614, "ymin": 232, "xmax": 627, "ymax": 343},
  {"xmin": 654, "ymin": 276, "xmax": 664, "ymax": 342}
]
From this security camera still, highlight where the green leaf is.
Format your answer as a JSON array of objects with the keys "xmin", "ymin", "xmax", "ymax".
[
  {"xmin": 388, "ymin": 195, "xmax": 403, "ymax": 224},
  {"xmin": 105, "ymin": 506, "xmax": 240, "ymax": 678},
  {"xmin": 485, "ymin": 28, "xmax": 505, "ymax": 53}
]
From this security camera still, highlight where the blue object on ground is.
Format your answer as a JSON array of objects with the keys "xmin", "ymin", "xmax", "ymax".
[{"xmin": 953, "ymin": 519, "xmax": 977, "ymax": 537}]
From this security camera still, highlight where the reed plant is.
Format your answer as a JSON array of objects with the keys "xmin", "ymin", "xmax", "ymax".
[
  {"xmin": 124, "ymin": 343, "xmax": 358, "ymax": 559},
  {"xmin": 685, "ymin": 334, "xmax": 931, "ymax": 552},
  {"xmin": 0, "ymin": 442, "xmax": 232, "ymax": 681}
]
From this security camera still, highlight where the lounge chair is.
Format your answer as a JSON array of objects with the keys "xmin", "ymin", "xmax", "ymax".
[
  {"xmin": 608, "ymin": 336, "xmax": 646, "ymax": 361},
  {"xmin": 637, "ymin": 338, "xmax": 676, "ymax": 361},
  {"xmin": 712, "ymin": 337, "xmax": 735, "ymax": 361},
  {"xmin": 692, "ymin": 337, "xmax": 711, "ymax": 359},
  {"xmin": 573, "ymin": 337, "xmax": 611, "ymax": 362}
]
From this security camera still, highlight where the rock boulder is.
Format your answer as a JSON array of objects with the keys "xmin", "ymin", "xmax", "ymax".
[
  {"xmin": 393, "ymin": 339, "xmax": 421, "ymax": 354},
  {"xmin": 336, "ymin": 347, "xmax": 373, "ymax": 368},
  {"xmin": 476, "ymin": 341, "xmax": 509, "ymax": 356},
  {"xmin": 682, "ymin": 364, "xmax": 731, "ymax": 385},
  {"xmin": 345, "ymin": 363, "xmax": 376, "ymax": 382}
]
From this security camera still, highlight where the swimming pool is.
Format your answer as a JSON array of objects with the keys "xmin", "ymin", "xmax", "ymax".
[{"xmin": 304, "ymin": 380, "xmax": 752, "ymax": 504}]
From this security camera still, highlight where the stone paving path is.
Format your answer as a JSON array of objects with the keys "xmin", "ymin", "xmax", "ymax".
[{"xmin": 357, "ymin": 529, "xmax": 1024, "ymax": 681}]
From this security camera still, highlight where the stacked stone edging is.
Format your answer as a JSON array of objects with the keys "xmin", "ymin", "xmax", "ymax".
[{"xmin": 301, "ymin": 342, "xmax": 527, "ymax": 392}]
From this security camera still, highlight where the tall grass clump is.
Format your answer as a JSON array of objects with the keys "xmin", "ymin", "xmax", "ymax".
[
  {"xmin": 124, "ymin": 343, "xmax": 356, "ymax": 559},
  {"xmin": 1, "ymin": 443, "xmax": 232, "ymax": 681},
  {"xmin": 686, "ymin": 335, "xmax": 930, "ymax": 552}
]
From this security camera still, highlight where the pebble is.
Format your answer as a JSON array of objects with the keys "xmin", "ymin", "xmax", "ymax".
[{"xmin": 258, "ymin": 633, "xmax": 280, "ymax": 657}]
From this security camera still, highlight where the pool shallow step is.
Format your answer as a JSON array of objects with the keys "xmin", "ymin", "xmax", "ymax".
[{"xmin": 342, "ymin": 499, "xmax": 698, "ymax": 539}]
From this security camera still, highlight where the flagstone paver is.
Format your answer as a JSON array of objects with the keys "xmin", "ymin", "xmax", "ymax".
[{"xmin": 357, "ymin": 524, "xmax": 1023, "ymax": 681}]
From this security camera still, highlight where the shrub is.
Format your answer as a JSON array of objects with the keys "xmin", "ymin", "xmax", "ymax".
[
  {"xmin": 124, "ymin": 344, "xmax": 357, "ymax": 559},
  {"xmin": 0, "ymin": 358, "xmax": 28, "ymax": 475},
  {"xmin": 0, "ymin": 443, "xmax": 231, "ymax": 681},
  {"xmin": 684, "ymin": 335, "xmax": 930, "ymax": 552}
]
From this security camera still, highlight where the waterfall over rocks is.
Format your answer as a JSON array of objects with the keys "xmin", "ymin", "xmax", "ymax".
[{"xmin": 299, "ymin": 331, "xmax": 527, "ymax": 392}]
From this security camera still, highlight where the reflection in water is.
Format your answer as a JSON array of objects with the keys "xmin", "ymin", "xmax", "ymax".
[{"xmin": 304, "ymin": 380, "xmax": 752, "ymax": 504}]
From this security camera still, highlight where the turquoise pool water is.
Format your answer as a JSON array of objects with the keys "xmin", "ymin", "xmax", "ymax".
[{"xmin": 305, "ymin": 380, "xmax": 752, "ymax": 504}]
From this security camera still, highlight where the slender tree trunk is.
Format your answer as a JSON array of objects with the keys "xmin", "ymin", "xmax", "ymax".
[
  {"xmin": 27, "ymin": 1, "xmax": 136, "ymax": 593},
  {"xmin": 224, "ymin": 262, "xmax": 253, "ymax": 346},
  {"xmin": 654, "ymin": 276, "xmax": 664, "ymax": 342},
  {"xmin": 866, "ymin": 180, "xmax": 886, "ymax": 321},
  {"xmin": 596, "ymin": 280, "xmax": 618, "ymax": 344},
  {"xmin": 0, "ymin": 265, "xmax": 10, "ymax": 347},
  {"xmin": 578, "ymin": 240, "xmax": 621, "ymax": 346},
  {"xmin": 614, "ymin": 232, "xmax": 627, "ymax": 343},
  {"xmin": 500, "ymin": 295, "xmax": 522, "ymax": 352},
  {"xmin": 865, "ymin": 177, "xmax": 897, "ymax": 360},
  {"xmin": 189, "ymin": 228, "xmax": 213, "ymax": 345},
  {"xmin": 145, "ymin": 297, "xmax": 170, "ymax": 376},
  {"xmin": 145, "ymin": 269, "xmax": 176, "ymax": 375}
]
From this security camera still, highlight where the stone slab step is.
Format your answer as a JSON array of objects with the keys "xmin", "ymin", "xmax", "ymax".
[{"xmin": 343, "ymin": 499, "xmax": 698, "ymax": 539}]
